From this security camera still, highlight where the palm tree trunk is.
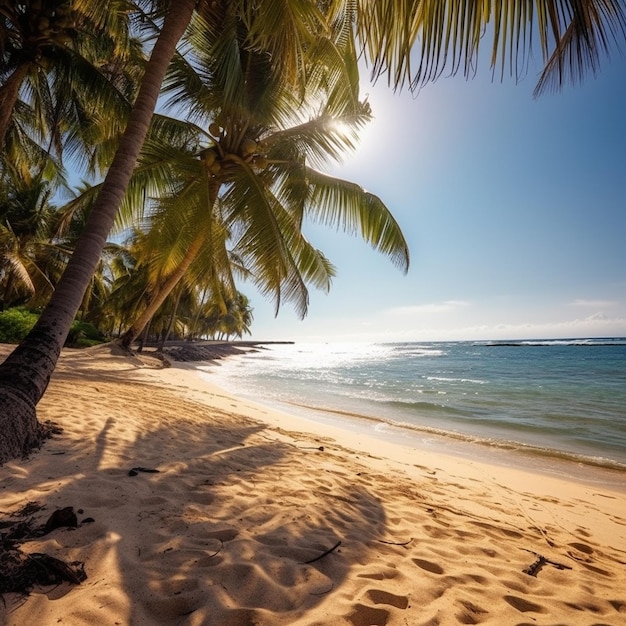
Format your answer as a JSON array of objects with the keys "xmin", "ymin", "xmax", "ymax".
[
  {"xmin": 137, "ymin": 321, "xmax": 151, "ymax": 353},
  {"xmin": 189, "ymin": 286, "xmax": 210, "ymax": 340},
  {"xmin": 0, "ymin": 0, "xmax": 197, "ymax": 465},
  {"xmin": 158, "ymin": 285, "xmax": 184, "ymax": 350},
  {"xmin": 119, "ymin": 230, "xmax": 207, "ymax": 348},
  {"xmin": 2, "ymin": 268, "xmax": 16, "ymax": 309}
]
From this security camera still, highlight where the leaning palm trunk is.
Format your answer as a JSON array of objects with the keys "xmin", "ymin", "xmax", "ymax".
[
  {"xmin": 0, "ymin": 0, "xmax": 197, "ymax": 464},
  {"xmin": 118, "ymin": 230, "xmax": 208, "ymax": 349}
]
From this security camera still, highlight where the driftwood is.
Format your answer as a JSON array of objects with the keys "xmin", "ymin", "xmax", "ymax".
[
  {"xmin": 302, "ymin": 540, "xmax": 342, "ymax": 564},
  {"xmin": 522, "ymin": 549, "xmax": 572, "ymax": 576},
  {"xmin": 128, "ymin": 467, "xmax": 160, "ymax": 476}
]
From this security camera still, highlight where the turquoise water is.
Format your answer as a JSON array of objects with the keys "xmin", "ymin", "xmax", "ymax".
[{"xmin": 202, "ymin": 339, "xmax": 626, "ymax": 472}]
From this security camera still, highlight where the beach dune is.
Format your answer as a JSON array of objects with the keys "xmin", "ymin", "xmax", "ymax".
[{"xmin": 1, "ymin": 344, "xmax": 625, "ymax": 625}]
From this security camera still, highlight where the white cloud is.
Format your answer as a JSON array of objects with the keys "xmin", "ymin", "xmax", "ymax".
[
  {"xmin": 407, "ymin": 314, "xmax": 626, "ymax": 342},
  {"xmin": 585, "ymin": 312, "xmax": 607, "ymax": 321},
  {"xmin": 289, "ymin": 312, "xmax": 626, "ymax": 343}
]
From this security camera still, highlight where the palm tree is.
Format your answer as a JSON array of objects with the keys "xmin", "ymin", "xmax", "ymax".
[
  {"xmin": 0, "ymin": 162, "xmax": 68, "ymax": 309},
  {"xmin": 116, "ymin": 7, "xmax": 408, "ymax": 347},
  {"xmin": 216, "ymin": 292, "xmax": 254, "ymax": 340},
  {"xmin": 97, "ymin": 230, "xmax": 152, "ymax": 336},
  {"xmin": 182, "ymin": 286, "xmax": 253, "ymax": 341},
  {"xmin": 1, "ymin": 1, "xmax": 625, "ymax": 463},
  {"xmin": 52, "ymin": 186, "xmax": 128, "ymax": 327},
  {"xmin": 0, "ymin": 1, "xmax": 138, "ymax": 153},
  {"xmin": 0, "ymin": 0, "xmax": 198, "ymax": 462}
]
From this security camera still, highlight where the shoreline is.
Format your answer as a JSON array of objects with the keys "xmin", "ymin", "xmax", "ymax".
[
  {"xmin": 149, "ymin": 338, "xmax": 626, "ymax": 481},
  {"xmin": 1, "ymin": 344, "xmax": 625, "ymax": 625},
  {"xmin": 194, "ymin": 339, "xmax": 626, "ymax": 476},
  {"xmin": 190, "ymin": 354, "xmax": 626, "ymax": 492},
  {"xmin": 256, "ymin": 395, "xmax": 626, "ymax": 492},
  {"xmin": 270, "ymin": 397, "xmax": 626, "ymax": 489}
]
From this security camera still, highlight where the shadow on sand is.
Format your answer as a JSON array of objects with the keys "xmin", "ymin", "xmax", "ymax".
[{"xmin": 0, "ymin": 354, "xmax": 393, "ymax": 625}]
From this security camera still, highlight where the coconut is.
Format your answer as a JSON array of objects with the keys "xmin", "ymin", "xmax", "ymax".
[
  {"xmin": 201, "ymin": 149, "xmax": 217, "ymax": 167},
  {"xmin": 56, "ymin": 17, "xmax": 75, "ymax": 29},
  {"xmin": 209, "ymin": 123, "xmax": 221, "ymax": 137},
  {"xmin": 240, "ymin": 138, "xmax": 257, "ymax": 157}
]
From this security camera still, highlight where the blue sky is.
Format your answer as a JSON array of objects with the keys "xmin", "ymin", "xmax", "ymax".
[{"xmin": 245, "ymin": 50, "xmax": 626, "ymax": 343}]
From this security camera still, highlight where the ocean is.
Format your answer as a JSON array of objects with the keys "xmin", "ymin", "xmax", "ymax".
[{"xmin": 199, "ymin": 338, "xmax": 626, "ymax": 482}]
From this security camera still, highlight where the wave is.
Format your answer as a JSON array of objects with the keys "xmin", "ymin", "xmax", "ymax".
[
  {"xmin": 199, "ymin": 340, "xmax": 626, "ymax": 476},
  {"xmin": 426, "ymin": 376, "xmax": 487, "ymax": 384},
  {"xmin": 283, "ymin": 400, "xmax": 626, "ymax": 473},
  {"xmin": 478, "ymin": 338, "xmax": 626, "ymax": 347},
  {"xmin": 391, "ymin": 347, "xmax": 445, "ymax": 358},
  {"xmin": 384, "ymin": 399, "xmax": 474, "ymax": 417}
]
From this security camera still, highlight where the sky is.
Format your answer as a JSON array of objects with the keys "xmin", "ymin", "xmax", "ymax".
[{"xmin": 245, "ymin": 44, "xmax": 626, "ymax": 344}]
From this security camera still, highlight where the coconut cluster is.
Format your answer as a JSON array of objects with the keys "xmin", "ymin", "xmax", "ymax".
[
  {"xmin": 200, "ymin": 122, "xmax": 270, "ymax": 176},
  {"xmin": 25, "ymin": 0, "xmax": 76, "ymax": 46}
]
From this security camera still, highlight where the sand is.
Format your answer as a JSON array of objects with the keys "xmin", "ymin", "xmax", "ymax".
[{"xmin": 1, "ymin": 343, "xmax": 625, "ymax": 625}]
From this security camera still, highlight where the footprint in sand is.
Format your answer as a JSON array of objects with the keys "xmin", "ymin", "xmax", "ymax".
[
  {"xmin": 365, "ymin": 589, "xmax": 409, "ymax": 609},
  {"xmin": 423, "ymin": 523, "xmax": 452, "ymax": 539},
  {"xmin": 343, "ymin": 589, "xmax": 411, "ymax": 625},
  {"xmin": 203, "ymin": 528, "xmax": 238, "ymax": 542},
  {"xmin": 504, "ymin": 595, "xmax": 547, "ymax": 614},
  {"xmin": 456, "ymin": 599, "xmax": 488, "ymax": 625},
  {"xmin": 568, "ymin": 541, "xmax": 594, "ymax": 554},
  {"xmin": 345, "ymin": 604, "xmax": 390, "ymax": 626},
  {"xmin": 412, "ymin": 558, "xmax": 444, "ymax": 575},
  {"xmin": 580, "ymin": 562, "xmax": 612, "ymax": 577}
]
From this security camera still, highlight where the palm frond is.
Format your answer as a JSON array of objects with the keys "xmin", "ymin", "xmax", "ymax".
[
  {"xmin": 282, "ymin": 232, "xmax": 336, "ymax": 292},
  {"xmin": 266, "ymin": 104, "xmax": 372, "ymax": 169},
  {"xmin": 305, "ymin": 168, "xmax": 410, "ymax": 273},
  {"xmin": 143, "ymin": 176, "xmax": 210, "ymax": 283},
  {"xmin": 533, "ymin": 1, "xmax": 626, "ymax": 95},
  {"xmin": 2, "ymin": 250, "xmax": 35, "ymax": 297},
  {"xmin": 242, "ymin": 0, "xmax": 327, "ymax": 85},
  {"xmin": 223, "ymin": 157, "xmax": 311, "ymax": 318},
  {"xmin": 305, "ymin": 34, "xmax": 361, "ymax": 118},
  {"xmin": 354, "ymin": 0, "xmax": 626, "ymax": 93}
]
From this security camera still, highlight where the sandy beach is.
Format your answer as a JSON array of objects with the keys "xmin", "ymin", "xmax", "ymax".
[{"xmin": 1, "ymin": 344, "xmax": 625, "ymax": 626}]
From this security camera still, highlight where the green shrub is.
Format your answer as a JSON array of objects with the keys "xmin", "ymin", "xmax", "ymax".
[
  {"xmin": 74, "ymin": 337, "xmax": 104, "ymax": 348},
  {"xmin": 66, "ymin": 320, "xmax": 106, "ymax": 347},
  {"xmin": 0, "ymin": 308, "xmax": 38, "ymax": 344},
  {"xmin": 0, "ymin": 309, "xmax": 107, "ymax": 347}
]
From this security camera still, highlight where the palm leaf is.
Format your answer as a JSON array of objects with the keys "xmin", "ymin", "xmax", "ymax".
[
  {"xmin": 353, "ymin": 0, "xmax": 626, "ymax": 93},
  {"xmin": 223, "ymin": 157, "xmax": 311, "ymax": 317},
  {"xmin": 304, "ymin": 168, "xmax": 410, "ymax": 273},
  {"xmin": 242, "ymin": 0, "xmax": 327, "ymax": 84},
  {"xmin": 266, "ymin": 105, "xmax": 372, "ymax": 170},
  {"xmin": 533, "ymin": 1, "xmax": 626, "ymax": 95}
]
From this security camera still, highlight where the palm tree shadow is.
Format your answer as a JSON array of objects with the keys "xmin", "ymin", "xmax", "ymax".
[{"xmin": 1, "ymin": 362, "xmax": 390, "ymax": 625}]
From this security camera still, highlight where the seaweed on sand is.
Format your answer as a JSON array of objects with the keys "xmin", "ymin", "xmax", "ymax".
[{"xmin": 0, "ymin": 502, "xmax": 86, "ymax": 596}]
